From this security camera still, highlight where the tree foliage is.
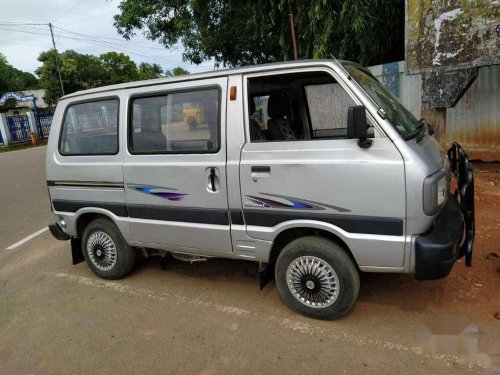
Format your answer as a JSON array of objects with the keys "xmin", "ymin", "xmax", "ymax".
[
  {"xmin": 35, "ymin": 50, "xmax": 181, "ymax": 106},
  {"xmin": 113, "ymin": 0, "xmax": 404, "ymax": 67},
  {"xmin": 0, "ymin": 53, "xmax": 39, "ymax": 94},
  {"xmin": 139, "ymin": 62, "xmax": 164, "ymax": 79},
  {"xmin": 165, "ymin": 66, "xmax": 189, "ymax": 76}
]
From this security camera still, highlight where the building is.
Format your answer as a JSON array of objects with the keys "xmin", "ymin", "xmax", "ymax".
[
  {"xmin": 401, "ymin": 0, "xmax": 499, "ymax": 161},
  {"xmin": 2, "ymin": 89, "xmax": 50, "ymax": 117}
]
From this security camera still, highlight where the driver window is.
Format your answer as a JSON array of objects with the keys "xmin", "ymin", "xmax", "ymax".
[
  {"xmin": 305, "ymin": 83, "xmax": 355, "ymax": 139},
  {"xmin": 247, "ymin": 71, "xmax": 373, "ymax": 142}
]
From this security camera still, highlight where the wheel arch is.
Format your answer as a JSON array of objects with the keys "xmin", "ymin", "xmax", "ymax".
[
  {"xmin": 268, "ymin": 226, "xmax": 359, "ymax": 269},
  {"xmin": 72, "ymin": 208, "xmax": 129, "ymax": 239}
]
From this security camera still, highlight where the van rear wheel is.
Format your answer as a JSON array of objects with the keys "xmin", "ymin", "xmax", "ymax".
[
  {"xmin": 81, "ymin": 218, "xmax": 136, "ymax": 280},
  {"xmin": 275, "ymin": 236, "xmax": 359, "ymax": 320}
]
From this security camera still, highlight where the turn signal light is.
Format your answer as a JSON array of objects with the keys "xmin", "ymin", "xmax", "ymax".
[{"xmin": 230, "ymin": 86, "xmax": 237, "ymax": 101}]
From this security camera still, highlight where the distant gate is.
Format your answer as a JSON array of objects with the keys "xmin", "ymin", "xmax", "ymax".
[
  {"xmin": 37, "ymin": 115, "xmax": 53, "ymax": 138},
  {"xmin": 6, "ymin": 115, "xmax": 31, "ymax": 143}
]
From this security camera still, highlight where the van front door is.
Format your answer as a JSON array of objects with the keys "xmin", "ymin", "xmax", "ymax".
[
  {"xmin": 123, "ymin": 78, "xmax": 232, "ymax": 254},
  {"xmin": 240, "ymin": 70, "xmax": 406, "ymax": 268}
]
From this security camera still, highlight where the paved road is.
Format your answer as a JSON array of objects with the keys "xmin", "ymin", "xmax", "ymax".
[
  {"xmin": 0, "ymin": 146, "xmax": 498, "ymax": 374},
  {"xmin": 0, "ymin": 146, "xmax": 52, "ymax": 249}
]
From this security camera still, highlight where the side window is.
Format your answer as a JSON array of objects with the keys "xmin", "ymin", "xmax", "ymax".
[
  {"xmin": 305, "ymin": 83, "xmax": 357, "ymax": 139},
  {"xmin": 59, "ymin": 99, "xmax": 119, "ymax": 155},
  {"xmin": 130, "ymin": 88, "xmax": 220, "ymax": 153},
  {"xmin": 247, "ymin": 71, "xmax": 373, "ymax": 142}
]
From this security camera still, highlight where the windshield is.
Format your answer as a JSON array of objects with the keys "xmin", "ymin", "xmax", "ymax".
[{"xmin": 342, "ymin": 63, "xmax": 421, "ymax": 139}]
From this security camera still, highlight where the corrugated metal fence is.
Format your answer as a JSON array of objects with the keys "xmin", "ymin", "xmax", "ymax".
[{"xmin": 368, "ymin": 61, "xmax": 499, "ymax": 161}]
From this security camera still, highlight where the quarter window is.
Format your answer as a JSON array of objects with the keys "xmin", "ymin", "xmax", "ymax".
[
  {"xmin": 129, "ymin": 88, "xmax": 220, "ymax": 153},
  {"xmin": 59, "ymin": 99, "xmax": 119, "ymax": 155}
]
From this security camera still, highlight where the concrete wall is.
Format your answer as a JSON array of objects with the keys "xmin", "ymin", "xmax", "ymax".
[
  {"xmin": 20, "ymin": 89, "xmax": 48, "ymax": 109},
  {"xmin": 446, "ymin": 64, "xmax": 499, "ymax": 160},
  {"xmin": 406, "ymin": 0, "xmax": 499, "ymax": 73},
  {"xmin": 4, "ymin": 107, "xmax": 33, "ymax": 117},
  {"xmin": 368, "ymin": 61, "xmax": 422, "ymax": 120}
]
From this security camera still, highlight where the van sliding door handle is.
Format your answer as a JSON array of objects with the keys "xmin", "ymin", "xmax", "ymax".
[
  {"xmin": 251, "ymin": 166, "xmax": 271, "ymax": 173},
  {"xmin": 209, "ymin": 168, "xmax": 216, "ymax": 192}
]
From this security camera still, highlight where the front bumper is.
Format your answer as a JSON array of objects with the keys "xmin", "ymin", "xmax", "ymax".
[
  {"xmin": 415, "ymin": 143, "xmax": 475, "ymax": 280},
  {"xmin": 415, "ymin": 195, "xmax": 464, "ymax": 280},
  {"xmin": 49, "ymin": 223, "xmax": 70, "ymax": 241}
]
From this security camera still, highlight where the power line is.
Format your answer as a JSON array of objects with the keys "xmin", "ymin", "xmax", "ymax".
[
  {"xmin": 0, "ymin": 23, "xmax": 195, "ymax": 69},
  {"xmin": 0, "ymin": 22, "xmax": 48, "ymax": 26},
  {"xmin": 53, "ymin": 26, "xmax": 181, "ymax": 51},
  {"xmin": 0, "ymin": 39, "xmax": 52, "ymax": 49},
  {"xmin": 53, "ymin": 0, "xmax": 86, "ymax": 23},
  {"xmin": 0, "ymin": 26, "xmax": 51, "ymax": 37},
  {"xmin": 0, "ymin": 24, "xmax": 181, "ymax": 55}
]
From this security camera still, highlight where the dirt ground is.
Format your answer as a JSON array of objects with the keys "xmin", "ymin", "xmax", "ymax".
[
  {"xmin": 0, "ymin": 147, "xmax": 499, "ymax": 374},
  {"xmin": 395, "ymin": 162, "xmax": 500, "ymax": 320}
]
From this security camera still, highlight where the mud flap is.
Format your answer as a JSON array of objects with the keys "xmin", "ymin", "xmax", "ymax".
[
  {"xmin": 71, "ymin": 237, "xmax": 84, "ymax": 265},
  {"xmin": 259, "ymin": 262, "xmax": 275, "ymax": 290}
]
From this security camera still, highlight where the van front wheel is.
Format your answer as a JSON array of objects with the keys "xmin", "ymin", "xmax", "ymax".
[
  {"xmin": 81, "ymin": 219, "xmax": 136, "ymax": 280},
  {"xmin": 275, "ymin": 236, "xmax": 359, "ymax": 320}
]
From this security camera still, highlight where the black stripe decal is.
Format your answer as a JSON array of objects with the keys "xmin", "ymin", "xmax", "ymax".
[
  {"xmin": 230, "ymin": 209, "xmax": 244, "ymax": 225},
  {"xmin": 52, "ymin": 200, "xmax": 128, "ymax": 217},
  {"xmin": 47, "ymin": 180, "xmax": 124, "ymax": 188},
  {"xmin": 243, "ymin": 209, "xmax": 403, "ymax": 236},
  {"xmin": 128, "ymin": 205, "xmax": 229, "ymax": 225},
  {"xmin": 51, "ymin": 200, "xmax": 402, "ymax": 235}
]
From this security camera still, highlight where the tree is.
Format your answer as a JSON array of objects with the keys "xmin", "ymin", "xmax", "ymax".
[
  {"xmin": 0, "ymin": 53, "xmax": 39, "ymax": 94},
  {"xmin": 36, "ymin": 49, "xmax": 164, "ymax": 105},
  {"xmin": 138, "ymin": 62, "xmax": 164, "ymax": 79},
  {"xmin": 36, "ymin": 49, "xmax": 105, "ymax": 105},
  {"xmin": 113, "ymin": 0, "xmax": 405, "ymax": 67},
  {"xmin": 99, "ymin": 52, "xmax": 139, "ymax": 84},
  {"xmin": 165, "ymin": 67, "xmax": 189, "ymax": 76}
]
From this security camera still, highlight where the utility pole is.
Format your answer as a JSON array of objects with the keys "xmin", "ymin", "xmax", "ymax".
[
  {"xmin": 288, "ymin": 0, "xmax": 298, "ymax": 60},
  {"xmin": 48, "ymin": 22, "xmax": 65, "ymax": 96}
]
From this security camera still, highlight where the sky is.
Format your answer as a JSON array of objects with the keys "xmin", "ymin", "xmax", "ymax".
[{"xmin": 0, "ymin": 0, "xmax": 215, "ymax": 76}]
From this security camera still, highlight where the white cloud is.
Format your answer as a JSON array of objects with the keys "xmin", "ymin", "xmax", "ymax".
[{"xmin": 0, "ymin": 0, "xmax": 215, "ymax": 75}]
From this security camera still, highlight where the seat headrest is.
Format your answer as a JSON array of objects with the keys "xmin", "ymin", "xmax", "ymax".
[
  {"xmin": 249, "ymin": 99, "xmax": 256, "ymax": 114},
  {"xmin": 141, "ymin": 108, "xmax": 162, "ymax": 132},
  {"xmin": 267, "ymin": 92, "xmax": 288, "ymax": 119}
]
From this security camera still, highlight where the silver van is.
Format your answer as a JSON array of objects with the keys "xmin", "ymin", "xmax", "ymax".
[{"xmin": 46, "ymin": 60, "xmax": 474, "ymax": 320}]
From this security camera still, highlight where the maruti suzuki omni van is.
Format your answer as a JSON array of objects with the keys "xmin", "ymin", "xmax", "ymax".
[{"xmin": 46, "ymin": 60, "xmax": 474, "ymax": 320}]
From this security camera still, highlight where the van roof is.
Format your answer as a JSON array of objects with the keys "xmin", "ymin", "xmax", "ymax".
[{"xmin": 62, "ymin": 59, "xmax": 350, "ymax": 100}]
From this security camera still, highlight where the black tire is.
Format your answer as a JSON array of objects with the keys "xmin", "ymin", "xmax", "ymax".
[
  {"xmin": 275, "ymin": 236, "xmax": 359, "ymax": 320},
  {"xmin": 81, "ymin": 218, "xmax": 136, "ymax": 280}
]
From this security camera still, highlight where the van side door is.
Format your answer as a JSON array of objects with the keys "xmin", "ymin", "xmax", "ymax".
[{"xmin": 123, "ymin": 77, "xmax": 232, "ymax": 254}]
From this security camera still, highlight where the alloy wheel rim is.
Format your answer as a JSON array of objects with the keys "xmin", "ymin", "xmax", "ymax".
[
  {"xmin": 87, "ymin": 231, "xmax": 117, "ymax": 271},
  {"xmin": 286, "ymin": 256, "xmax": 340, "ymax": 308}
]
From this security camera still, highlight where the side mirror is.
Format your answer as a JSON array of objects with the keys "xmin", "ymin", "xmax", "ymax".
[{"xmin": 347, "ymin": 105, "xmax": 372, "ymax": 148}]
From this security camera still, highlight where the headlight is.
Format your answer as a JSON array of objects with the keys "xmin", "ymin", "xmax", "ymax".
[{"xmin": 423, "ymin": 169, "xmax": 449, "ymax": 215}]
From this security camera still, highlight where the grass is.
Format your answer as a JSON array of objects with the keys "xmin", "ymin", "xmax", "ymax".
[{"xmin": 0, "ymin": 140, "xmax": 48, "ymax": 153}]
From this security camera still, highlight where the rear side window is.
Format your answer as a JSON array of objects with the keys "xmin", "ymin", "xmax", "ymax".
[
  {"xmin": 129, "ymin": 88, "xmax": 220, "ymax": 154},
  {"xmin": 59, "ymin": 99, "xmax": 119, "ymax": 155}
]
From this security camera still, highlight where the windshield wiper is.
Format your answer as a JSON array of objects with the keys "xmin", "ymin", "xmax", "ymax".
[
  {"xmin": 413, "ymin": 118, "xmax": 433, "ymax": 142},
  {"xmin": 403, "ymin": 122, "xmax": 425, "ymax": 142},
  {"xmin": 415, "ymin": 123, "xmax": 426, "ymax": 142}
]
